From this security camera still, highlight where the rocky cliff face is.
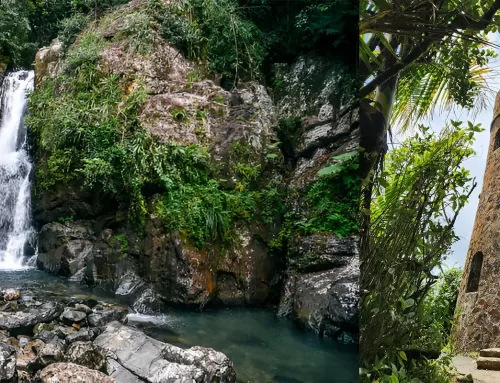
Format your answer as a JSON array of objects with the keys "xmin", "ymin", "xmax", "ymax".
[
  {"xmin": 30, "ymin": 0, "xmax": 358, "ymax": 341},
  {"xmin": 272, "ymin": 56, "xmax": 359, "ymax": 341}
]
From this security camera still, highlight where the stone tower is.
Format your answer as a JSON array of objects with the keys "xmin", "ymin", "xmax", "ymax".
[{"xmin": 454, "ymin": 91, "xmax": 500, "ymax": 353}]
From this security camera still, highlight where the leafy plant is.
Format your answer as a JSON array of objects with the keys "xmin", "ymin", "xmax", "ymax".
[
  {"xmin": 147, "ymin": 0, "xmax": 265, "ymax": 88},
  {"xmin": 360, "ymin": 121, "xmax": 481, "ymax": 373},
  {"xmin": 58, "ymin": 12, "xmax": 90, "ymax": 48},
  {"xmin": 117, "ymin": 11, "xmax": 155, "ymax": 55},
  {"xmin": 171, "ymin": 107, "xmax": 188, "ymax": 122}
]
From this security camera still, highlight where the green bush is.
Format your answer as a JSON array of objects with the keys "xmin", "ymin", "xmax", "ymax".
[
  {"xmin": 425, "ymin": 268, "xmax": 463, "ymax": 342},
  {"xmin": 147, "ymin": 0, "xmax": 265, "ymax": 88},
  {"xmin": 58, "ymin": 13, "xmax": 91, "ymax": 48},
  {"xmin": 63, "ymin": 32, "xmax": 104, "ymax": 73},
  {"xmin": 117, "ymin": 11, "xmax": 156, "ymax": 55},
  {"xmin": 28, "ymin": 22, "xmax": 284, "ymax": 245}
]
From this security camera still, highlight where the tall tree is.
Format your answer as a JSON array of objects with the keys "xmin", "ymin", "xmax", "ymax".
[{"xmin": 359, "ymin": 0, "xmax": 500, "ymax": 255}]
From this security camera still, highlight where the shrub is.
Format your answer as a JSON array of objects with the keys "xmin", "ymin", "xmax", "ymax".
[
  {"xmin": 117, "ymin": 12, "xmax": 156, "ymax": 55},
  {"xmin": 58, "ymin": 13, "xmax": 91, "ymax": 48},
  {"xmin": 147, "ymin": 0, "xmax": 265, "ymax": 88}
]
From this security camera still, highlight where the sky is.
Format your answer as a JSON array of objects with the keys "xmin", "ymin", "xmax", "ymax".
[{"xmin": 396, "ymin": 33, "xmax": 500, "ymax": 268}]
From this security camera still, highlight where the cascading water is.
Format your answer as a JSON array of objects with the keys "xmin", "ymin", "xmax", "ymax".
[{"xmin": 0, "ymin": 70, "xmax": 35, "ymax": 270}]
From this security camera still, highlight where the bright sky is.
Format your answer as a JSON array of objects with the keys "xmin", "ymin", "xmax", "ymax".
[{"xmin": 396, "ymin": 33, "xmax": 500, "ymax": 268}]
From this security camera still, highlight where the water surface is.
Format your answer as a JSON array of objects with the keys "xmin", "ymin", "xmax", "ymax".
[{"xmin": 0, "ymin": 268, "xmax": 358, "ymax": 383}]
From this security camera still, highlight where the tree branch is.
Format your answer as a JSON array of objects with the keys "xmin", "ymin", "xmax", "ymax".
[{"xmin": 360, "ymin": 1, "xmax": 500, "ymax": 99}]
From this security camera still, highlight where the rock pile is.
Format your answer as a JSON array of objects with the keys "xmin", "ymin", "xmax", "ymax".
[{"xmin": 0, "ymin": 289, "xmax": 236, "ymax": 382}]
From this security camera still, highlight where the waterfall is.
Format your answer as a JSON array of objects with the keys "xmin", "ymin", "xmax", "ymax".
[{"xmin": 0, "ymin": 70, "xmax": 35, "ymax": 270}]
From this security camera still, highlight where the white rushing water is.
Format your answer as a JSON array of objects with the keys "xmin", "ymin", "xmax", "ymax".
[{"xmin": 0, "ymin": 71, "xmax": 35, "ymax": 270}]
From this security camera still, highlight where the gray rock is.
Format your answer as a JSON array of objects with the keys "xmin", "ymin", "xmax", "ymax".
[
  {"xmin": 282, "ymin": 257, "xmax": 359, "ymax": 340},
  {"xmin": 66, "ymin": 327, "xmax": 99, "ymax": 344},
  {"xmin": 73, "ymin": 304, "xmax": 92, "ymax": 315},
  {"xmin": 88, "ymin": 306, "xmax": 127, "ymax": 328},
  {"xmin": 52, "ymin": 325, "xmax": 77, "ymax": 339},
  {"xmin": 60, "ymin": 310, "xmax": 87, "ymax": 325},
  {"xmin": 65, "ymin": 341, "xmax": 106, "ymax": 371},
  {"xmin": 27, "ymin": 342, "xmax": 63, "ymax": 372},
  {"xmin": 38, "ymin": 362, "xmax": 116, "ymax": 382},
  {"xmin": 93, "ymin": 321, "xmax": 236, "ymax": 382},
  {"xmin": 288, "ymin": 235, "xmax": 358, "ymax": 272},
  {"xmin": 34, "ymin": 330, "xmax": 60, "ymax": 344},
  {"xmin": 106, "ymin": 358, "xmax": 142, "ymax": 383},
  {"xmin": 115, "ymin": 272, "xmax": 144, "ymax": 296},
  {"xmin": 36, "ymin": 222, "xmax": 94, "ymax": 276},
  {"xmin": 0, "ymin": 302, "xmax": 62, "ymax": 333},
  {"xmin": 0, "ymin": 342, "xmax": 16, "ymax": 381}
]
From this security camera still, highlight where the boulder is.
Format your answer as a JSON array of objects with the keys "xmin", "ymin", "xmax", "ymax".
[
  {"xmin": 281, "ymin": 257, "xmax": 359, "ymax": 340},
  {"xmin": 87, "ymin": 305, "xmax": 127, "ymax": 328},
  {"xmin": 0, "ymin": 342, "xmax": 16, "ymax": 381},
  {"xmin": 27, "ymin": 342, "xmax": 63, "ymax": 372},
  {"xmin": 38, "ymin": 362, "xmax": 116, "ymax": 383},
  {"xmin": 93, "ymin": 321, "xmax": 236, "ymax": 382},
  {"xmin": 0, "ymin": 302, "xmax": 62, "ymax": 335},
  {"xmin": 60, "ymin": 310, "xmax": 87, "ymax": 325},
  {"xmin": 36, "ymin": 221, "xmax": 94, "ymax": 277},
  {"xmin": 65, "ymin": 341, "xmax": 106, "ymax": 371},
  {"xmin": 66, "ymin": 327, "xmax": 99, "ymax": 344}
]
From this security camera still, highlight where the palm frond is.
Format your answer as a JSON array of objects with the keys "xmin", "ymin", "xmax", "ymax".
[{"xmin": 392, "ymin": 62, "xmax": 495, "ymax": 132}]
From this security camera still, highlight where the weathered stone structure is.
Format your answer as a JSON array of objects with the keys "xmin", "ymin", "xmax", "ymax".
[{"xmin": 454, "ymin": 91, "xmax": 500, "ymax": 353}]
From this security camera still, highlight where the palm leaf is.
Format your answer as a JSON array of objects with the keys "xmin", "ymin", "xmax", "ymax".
[{"xmin": 392, "ymin": 62, "xmax": 495, "ymax": 132}]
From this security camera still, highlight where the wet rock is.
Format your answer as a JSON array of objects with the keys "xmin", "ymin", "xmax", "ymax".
[
  {"xmin": 0, "ymin": 302, "xmax": 62, "ymax": 335},
  {"xmin": 283, "ymin": 258, "xmax": 359, "ymax": 340},
  {"xmin": 288, "ymin": 235, "xmax": 358, "ymax": 272},
  {"xmin": 66, "ymin": 327, "xmax": 99, "ymax": 344},
  {"xmin": 0, "ymin": 342, "xmax": 16, "ymax": 381},
  {"xmin": 73, "ymin": 304, "xmax": 92, "ymax": 315},
  {"xmin": 60, "ymin": 309, "xmax": 87, "ymax": 325},
  {"xmin": 94, "ymin": 321, "xmax": 236, "ymax": 382},
  {"xmin": 38, "ymin": 362, "xmax": 116, "ymax": 383},
  {"xmin": 3, "ymin": 289, "xmax": 21, "ymax": 302},
  {"xmin": 65, "ymin": 341, "xmax": 106, "ymax": 371},
  {"xmin": 27, "ymin": 342, "xmax": 63, "ymax": 372}
]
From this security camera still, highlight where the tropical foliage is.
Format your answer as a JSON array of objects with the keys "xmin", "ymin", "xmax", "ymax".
[
  {"xmin": 360, "ymin": 121, "xmax": 481, "ymax": 381},
  {"xmin": 360, "ymin": 0, "xmax": 499, "ymax": 129}
]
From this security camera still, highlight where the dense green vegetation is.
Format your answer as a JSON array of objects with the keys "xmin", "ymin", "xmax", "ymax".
[
  {"xmin": 26, "ymin": 1, "xmax": 358, "ymax": 250},
  {"xmin": 360, "ymin": 122, "xmax": 481, "ymax": 382},
  {"xmin": 0, "ymin": 0, "xmax": 131, "ymax": 68},
  {"xmin": 360, "ymin": 1, "xmax": 500, "ymax": 381}
]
